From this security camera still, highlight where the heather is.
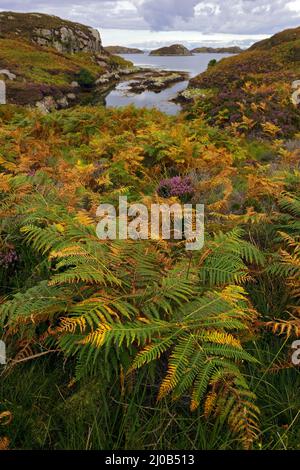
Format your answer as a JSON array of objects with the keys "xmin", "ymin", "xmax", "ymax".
[{"xmin": 157, "ymin": 176, "xmax": 195, "ymax": 200}]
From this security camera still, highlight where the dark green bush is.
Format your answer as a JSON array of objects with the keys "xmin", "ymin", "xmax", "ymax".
[
  {"xmin": 208, "ymin": 59, "xmax": 217, "ymax": 68},
  {"xmin": 77, "ymin": 68, "xmax": 95, "ymax": 88}
]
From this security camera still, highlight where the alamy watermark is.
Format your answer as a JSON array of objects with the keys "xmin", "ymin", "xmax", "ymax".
[
  {"xmin": 0, "ymin": 340, "xmax": 6, "ymax": 365},
  {"xmin": 291, "ymin": 80, "xmax": 300, "ymax": 106},
  {"xmin": 96, "ymin": 197, "xmax": 204, "ymax": 251},
  {"xmin": 0, "ymin": 80, "xmax": 6, "ymax": 105},
  {"xmin": 291, "ymin": 340, "xmax": 300, "ymax": 366}
]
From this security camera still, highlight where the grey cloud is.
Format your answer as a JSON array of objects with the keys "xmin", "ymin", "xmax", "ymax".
[
  {"xmin": 134, "ymin": 0, "xmax": 199, "ymax": 29},
  {"xmin": 0, "ymin": 1, "xmax": 138, "ymax": 28},
  {"xmin": 0, "ymin": 0, "xmax": 299, "ymax": 34},
  {"xmin": 136, "ymin": 0, "xmax": 300, "ymax": 34}
]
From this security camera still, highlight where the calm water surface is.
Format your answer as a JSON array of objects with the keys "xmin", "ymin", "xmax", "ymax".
[{"xmin": 105, "ymin": 53, "xmax": 233, "ymax": 115}]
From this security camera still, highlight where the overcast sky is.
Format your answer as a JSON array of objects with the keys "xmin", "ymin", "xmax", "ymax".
[{"xmin": 1, "ymin": 1, "xmax": 300, "ymax": 48}]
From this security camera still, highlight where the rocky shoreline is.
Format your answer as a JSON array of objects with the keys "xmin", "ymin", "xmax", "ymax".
[{"xmin": 118, "ymin": 70, "xmax": 189, "ymax": 94}]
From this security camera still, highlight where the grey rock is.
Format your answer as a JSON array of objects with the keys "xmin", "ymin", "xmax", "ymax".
[
  {"xmin": 96, "ymin": 61, "xmax": 108, "ymax": 68},
  {"xmin": 56, "ymin": 96, "xmax": 69, "ymax": 108},
  {"xmin": 95, "ymin": 77, "xmax": 109, "ymax": 85},
  {"xmin": 32, "ymin": 24, "xmax": 104, "ymax": 54},
  {"xmin": 36, "ymin": 96, "xmax": 57, "ymax": 114},
  {"xmin": 0, "ymin": 69, "xmax": 16, "ymax": 80}
]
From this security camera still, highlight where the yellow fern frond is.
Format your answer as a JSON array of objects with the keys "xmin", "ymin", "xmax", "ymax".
[
  {"xmin": 203, "ymin": 331, "xmax": 242, "ymax": 349},
  {"xmin": 157, "ymin": 365, "xmax": 178, "ymax": 401},
  {"xmin": 59, "ymin": 317, "xmax": 87, "ymax": 334},
  {"xmin": 0, "ymin": 437, "xmax": 10, "ymax": 451},
  {"xmin": 81, "ymin": 323, "xmax": 112, "ymax": 348},
  {"xmin": 204, "ymin": 391, "xmax": 218, "ymax": 418},
  {"xmin": 75, "ymin": 211, "xmax": 95, "ymax": 227}
]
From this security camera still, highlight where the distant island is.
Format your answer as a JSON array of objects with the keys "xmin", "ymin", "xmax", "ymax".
[
  {"xmin": 150, "ymin": 44, "xmax": 192, "ymax": 56},
  {"xmin": 191, "ymin": 46, "xmax": 243, "ymax": 54},
  {"xmin": 105, "ymin": 46, "xmax": 144, "ymax": 54},
  {"xmin": 149, "ymin": 44, "xmax": 243, "ymax": 56}
]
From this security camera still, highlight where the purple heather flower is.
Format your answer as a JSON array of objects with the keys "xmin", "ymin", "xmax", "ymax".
[
  {"xmin": 0, "ymin": 250, "xmax": 18, "ymax": 268},
  {"xmin": 157, "ymin": 176, "xmax": 194, "ymax": 199}
]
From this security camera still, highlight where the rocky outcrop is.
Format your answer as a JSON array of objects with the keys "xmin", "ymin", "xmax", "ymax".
[
  {"xmin": 32, "ymin": 26, "xmax": 102, "ymax": 54},
  {"xmin": 105, "ymin": 46, "xmax": 144, "ymax": 54},
  {"xmin": 0, "ymin": 11, "xmax": 105, "ymax": 54},
  {"xmin": 191, "ymin": 46, "xmax": 243, "ymax": 54},
  {"xmin": 150, "ymin": 44, "xmax": 192, "ymax": 56},
  {"xmin": 125, "ymin": 70, "xmax": 189, "ymax": 94}
]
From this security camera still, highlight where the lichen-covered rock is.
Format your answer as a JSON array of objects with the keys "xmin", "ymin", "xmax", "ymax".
[
  {"xmin": 32, "ymin": 25, "xmax": 103, "ymax": 54},
  {"xmin": 36, "ymin": 96, "xmax": 57, "ymax": 113}
]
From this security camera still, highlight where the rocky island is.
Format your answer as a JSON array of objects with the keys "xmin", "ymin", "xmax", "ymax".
[
  {"xmin": 123, "ymin": 70, "xmax": 189, "ymax": 94},
  {"xmin": 150, "ymin": 44, "xmax": 192, "ymax": 56},
  {"xmin": 105, "ymin": 46, "xmax": 144, "ymax": 54},
  {"xmin": 191, "ymin": 46, "xmax": 243, "ymax": 54}
]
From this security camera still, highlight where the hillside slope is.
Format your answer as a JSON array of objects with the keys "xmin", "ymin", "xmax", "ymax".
[
  {"xmin": 249, "ymin": 26, "xmax": 300, "ymax": 51},
  {"xmin": 0, "ymin": 12, "xmax": 131, "ymax": 110},
  {"xmin": 189, "ymin": 26, "xmax": 300, "ymax": 138}
]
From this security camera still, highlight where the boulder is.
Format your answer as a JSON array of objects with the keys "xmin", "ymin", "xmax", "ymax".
[{"xmin": 0, "ymin": 69, "xmax": 16, "ymax": 80}]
